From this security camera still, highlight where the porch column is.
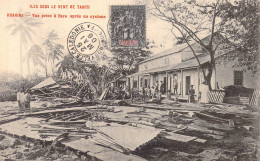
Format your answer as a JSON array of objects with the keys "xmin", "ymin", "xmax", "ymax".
[
  {"xmin": 214, "ymin": 66, "xmax": 216, "ymax": 90},
  {"xmin": 166, "ymin": 71, "xmax": 169, "ymax": 97},
  {"xmin": 150, "ymin": 74, "xmax": 153, "ymax": 87},
  {"xmin": 197, "ymin": 67, "xmax": 200, "ymax": 95},
  {"xmin": 150, "ymin": 74, "xmax": 152, "ymax": 87},
  {"xmin": 132, "ymin": 76, "xmax": 134, "ymax": 89},
  {"xmin": 181, "ymin": 69, "xmax": 183, "ymax": 96},
  {"xmin": 138, "ymin": 76, "xmax": 139, "ymax": 91}
]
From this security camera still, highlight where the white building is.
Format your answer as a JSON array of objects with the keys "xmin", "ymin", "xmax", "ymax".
[{"xmin": 126, "ymin": 34, "xmax": 257, "ymax": 99}]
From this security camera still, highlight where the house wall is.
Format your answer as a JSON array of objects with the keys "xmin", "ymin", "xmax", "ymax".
[
  {"xmin": 139, "ymin": 52, "xmax": 182, "ymax": 72},
  {"xmin": 167, "ymin": 71, "xmax": 180, "ymax": 93},
  {"xmin": 215, "ymin": 58, "xmax": 257, "ymax": 89}
]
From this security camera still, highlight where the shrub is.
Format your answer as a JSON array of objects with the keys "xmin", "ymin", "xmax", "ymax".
[{"xmin": 0, "ymin": 72, "xmax": 45, "ymax": 102}]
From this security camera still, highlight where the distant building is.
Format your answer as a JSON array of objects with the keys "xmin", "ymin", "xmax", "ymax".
[
  {"xmin": 108, "ymin": 75, "xmax": 127, "ymax": 88},
  {"xmin": 126, "ymin": 34, "xmax": 257, "ymax": 99}
]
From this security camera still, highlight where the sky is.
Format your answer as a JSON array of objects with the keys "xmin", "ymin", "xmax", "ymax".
[{"xmin": 0, "ymin": 0, "xmax": 179, "ymax": 76}]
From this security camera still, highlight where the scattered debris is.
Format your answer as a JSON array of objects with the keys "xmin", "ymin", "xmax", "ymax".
[{"xmin": 0, "ymin": 97, "xmax": 258, "ymax": 161}]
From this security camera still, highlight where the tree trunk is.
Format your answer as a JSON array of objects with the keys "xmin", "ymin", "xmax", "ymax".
[
  {"xmin": 205, "ymin": 51, "xmax": 215, "ymax": 91},
  {"xmin": 45, "ymin": 66, "xmax": 48, "ymax": 77},
  {"xmin": 20, "ymin": 35, "xmax": 23, "ymax": 77},
  {"xmin": 45, "ymin": 52, "xmax": 48, "ymax": 77},
  {"xmin": 27, "ymin": 58, "xmax": 30, "ymax": 76},
  {"xmin": 206, "ymin": 67, "xmax": 213, "ymax": 91},
  {"xmin": 52, "ymin": 59, "xmax": 55, "ymax": 76}
]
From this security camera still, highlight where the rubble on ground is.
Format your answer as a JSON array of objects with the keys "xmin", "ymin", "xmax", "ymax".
[{"xmin": 0, "ymin": 98, "xmax": 258, "ymax": 161}]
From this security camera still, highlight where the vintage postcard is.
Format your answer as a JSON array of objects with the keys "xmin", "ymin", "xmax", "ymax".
[{"xmin": 0, "ymin": 0, "xmax": 259, "ymax": 160}]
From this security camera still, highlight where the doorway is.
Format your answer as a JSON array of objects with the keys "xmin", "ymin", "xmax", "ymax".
[
  {"xmin": 163, "ymin": 77, "xmax": 167, "ymax": 94},
  {"xmin": 185, "ymin": 76, "xmax": 190, "ymax": 95}
]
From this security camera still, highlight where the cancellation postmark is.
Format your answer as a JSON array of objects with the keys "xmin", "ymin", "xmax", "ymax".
[
  {"xmin": 67, "ymin": 22, "xmax": 107, "ymax": 62},
  {"xmin": 109, "ymin": 5, "xmax": 146, "ymax": 48}
]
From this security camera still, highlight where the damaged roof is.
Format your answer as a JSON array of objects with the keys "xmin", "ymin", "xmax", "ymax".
[{"xmin": 31, "ymin": 77, "xmax": 58, "ymax": 90}]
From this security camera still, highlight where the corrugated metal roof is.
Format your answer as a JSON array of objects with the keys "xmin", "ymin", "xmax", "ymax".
[
  {"xmin": 139, "ymin": 44, "xmax": 188, "ymax": 64},
  {"xmin": 92, "ymin": 123, "xmax": 162, "ymax": 151},
  {"xmin": 31, "ymin": 77, "xmax": 57, "ymax": 89},
  {"xmin": 127, "ymin": 55, "xmax": 210, "ymax": 77},
  {"xmin": 172, "ymin": 55, "xmax": 210, "ymax": 70},
  {"xmin": 139, "ymin": 34, "xmax": 214, "ymax": 64}
]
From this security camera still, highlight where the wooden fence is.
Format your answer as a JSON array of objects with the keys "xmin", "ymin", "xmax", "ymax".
[
  {"xmin": 249, "ymin": 89, "xmax": 260, "ymax": 107},
  {"xmin": 239, "ymin": 93, "xmax": 250, "ymax": 105},
  {"xmin": 207, "ymin": 90, "xmax": 225, "ymax": 103}
]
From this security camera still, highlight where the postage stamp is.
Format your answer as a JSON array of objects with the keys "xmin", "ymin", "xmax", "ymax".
[
  {"xmin": 109, "ymin": 5, "xmax": 146, "ymax": 48},
  {"xmin": 67, "ymin": 22, "xmax": 107, "ymax": 62}
]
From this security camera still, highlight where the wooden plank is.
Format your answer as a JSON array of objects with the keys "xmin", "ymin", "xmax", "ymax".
[
  {"xmin": 63, "ymin": 138, "xmax": 146, "ymax": 161},
  {"xmin": 164, "ymin": 132, "xmax": 197, "ymax": 142},
  {"xmin": 95, "ymin": 124, "xmax": 162, "ymax": 151},
  {"xmin": 60, "ymin": 112, "xmax": 80, "ymax": 121},
  {"xmin": 48, "ymin": 120, "xmax": 87, "ymax": 125},
  {"xmin": 130, "ymin": 104, "xmax": 203, "ymax": 112},
  {"xmin": 16, "ymin": 106, "xmax": 96, "ymax": 117},
  {"xmin": 68, "ymin": 113, "xmax": 90, "ymax": 121},
  {"xmin": 195, "ymin": 112, "xmax": 229, "ymax": 123},
  {"xmin": 240, "ymin": 97, "xmax": 250, "ymax": 105},
  {"xmin": 187, "ymin": 126, "xmax": 226, "ymax": 136},
  {"xmin": 0, "ymin": 115, "xmax": 20, "ymax": 125},
  {"xmin": 193, "ymin": 138, "xmax": 207, "ymax": 143}
]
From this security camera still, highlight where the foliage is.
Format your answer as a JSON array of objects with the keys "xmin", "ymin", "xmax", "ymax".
[
  {"xmin": 110, "ymin": 48, "xmax": 151, "ymax": 76},
  {"xmin": 150, "ymin": 0, "xmax": 259, "ymax": 89},
  {"xmin": 0, "ymin": 72, "xmax": 45, "ymax": 102},
  {"xmin": 56, "ymin": 54, "xmax": 115, "ymax": 96},
  {"xmin": 42, "ymin": 30, "xmax": 64, "ymax": 76},
  {"xmin": 56, "ymin": 54, "xmax": 75, "ymax": 77},
  {"xmin": 26, "ymin": 45, "xmax": 45, "ymax": 75},
  {"xmin": 109, "ymin": 39, "xmax": 158, "ymax": 77},
  {"xmin": 219, "ymin": 0, "xmax": 259, "ymax": 74}
]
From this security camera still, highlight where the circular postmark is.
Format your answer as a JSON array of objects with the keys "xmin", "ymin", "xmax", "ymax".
[{"xmin": 67, "ymin": 22, "xmax": 107, "ymax": 62}]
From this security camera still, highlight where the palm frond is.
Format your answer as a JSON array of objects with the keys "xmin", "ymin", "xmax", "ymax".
[
  {"xmin": 24, "ymin": 28, "xmax": 33, "ymax": 42},
  {"xmin": 6, "ymin": 24, "xmax": 17, "ymax": 29},
  {"xmin": 10, "ymin": 26, "xmax": 20, "ymax": 35},
  {"xmin": 47, "ymin": 30, "xmax": 59, "ymax": 40}
]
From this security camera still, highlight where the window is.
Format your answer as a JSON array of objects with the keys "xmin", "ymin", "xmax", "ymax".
[
  {"xmin": 140, "ymin": 78, "xmax": 143, "ymax": 87},
  {"xmin": 234, "ymin": 71, "xmax": 243, "ymax": 86},
  {"xmin": 133, "ymin": 81, "xmax": 137, "ymax": 88},
  {"xmin": 144, "ymin": 79, "xmax": 148, "ymax": 87}
]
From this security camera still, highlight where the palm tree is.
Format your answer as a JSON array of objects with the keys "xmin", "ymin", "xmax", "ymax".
[
  {"xmin": 42, "ymin": 30, "xmax": 58, "ymax": 48},
  {"xmin": 26, "ymin": 45, "xmax": 45, "ymax": 75},
  {"xmin": 49, "ymin": 44, "xmax": 64, "ymax": 75},
  {"xmin": 7, "ymin": 14, "xmax": 41, "ymax": 76},
  {"xmin": 42, "ymin": 30, "xmax": 59, "ymax": 76}
]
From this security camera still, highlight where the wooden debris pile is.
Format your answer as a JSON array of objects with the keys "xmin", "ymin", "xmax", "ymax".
[{"xmin": 0, "ymin": 101, "xmax": 258, "ymax": 161}]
